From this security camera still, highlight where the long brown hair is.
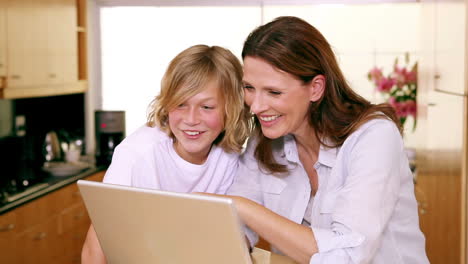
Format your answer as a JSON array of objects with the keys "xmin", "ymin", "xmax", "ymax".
[{"xmin": 242, "ymin": 16, "xmax": 402, "ymax": 173}]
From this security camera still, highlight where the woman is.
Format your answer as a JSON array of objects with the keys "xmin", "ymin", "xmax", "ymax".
[{"xmin": 226, "ymin": 16, "xmax": 429, "ymax": 264}]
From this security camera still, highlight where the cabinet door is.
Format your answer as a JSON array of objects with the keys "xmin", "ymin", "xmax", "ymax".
[
  {"xmin": 0, "ymin": 0, "xmax": 6, "ymax": 80},
  {"xmin": 417, "ymin": 92, "xmax": 465, "ymax": 264},
  {"xmin": 433, "ymin": 0, "xmax": 466, "ymax": 95},
  {"xmin": 0, "ymin": 210, "xmax": 18, "ymax": 264},
  {"xmin": 6, "ymin": 0, "xmax": 48, "ymax": 87},
  {"xmin": 16, "ymin": 217, "xmax": 62, "ymax": 264},
  {"xmin": 59, "ymin": 203, "xmax": 91, "ymax": 264},
  {"xmin": 46, "ymin": 0, "xmax": 78, "ymax": 84},
  {"xmin": 5, "ymin": 0, "xmax": 78, "ymax": 89}
]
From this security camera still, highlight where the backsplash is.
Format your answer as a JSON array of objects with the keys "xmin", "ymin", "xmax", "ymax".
[
  {"xmin": 0, "ymin": 94, "xmax": 86, "ymax": 192},
  {"xmin": 14, "ymin": 94, "xmax": 85, "ymax": 139}
]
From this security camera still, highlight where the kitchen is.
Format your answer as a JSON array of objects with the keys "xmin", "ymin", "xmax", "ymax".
[{"xmin": 0, "ymin": 0, "xmax": 467, "ymax": 263}]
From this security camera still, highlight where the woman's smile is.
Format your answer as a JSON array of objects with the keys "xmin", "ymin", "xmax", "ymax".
[{"xmin": 243, "ymin": 56, "xmax": 314, "ymax": 139}]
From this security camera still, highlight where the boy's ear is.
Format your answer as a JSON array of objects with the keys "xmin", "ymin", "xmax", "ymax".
[{"xmin": 307, "ymin": 74, "xmax": 325, "ymax": 102}]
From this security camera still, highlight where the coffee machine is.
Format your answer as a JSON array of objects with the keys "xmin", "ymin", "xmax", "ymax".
[{"xmin": 95, "ymin": 111, "xmax": 125, "ymax": 166}]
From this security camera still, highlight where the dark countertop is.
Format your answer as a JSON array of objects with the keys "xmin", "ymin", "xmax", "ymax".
[{"xmin": 0, "ymin": 166, "xmax": 106, "ymax": 215}]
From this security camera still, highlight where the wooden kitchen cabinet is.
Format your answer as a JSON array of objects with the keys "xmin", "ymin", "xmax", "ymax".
[
  {"xmin": 59, "ymin": 203, "xmax": 91, "ymax": 264},
  {"xmin": 15, "ymin": 217, "xmax": 62, "ymax": 264},
  {"xmin": 0, "ymin": 0, "xmax": 6, "ymax": 82},
  {"xmin": 420, "ymin": 0, "xmax": 466, "ymax": 96},
  {"xmin": 417, "ymin": 1, "xmax": 467, "ymax": 263},
  {"xmin": 0, "ymin": 0, "xmax": 87, "ymax": 99},
  {"xmin": 45, "ymin": 0, "xmax": 79, "ymax": 85},
  {"xmin": 433, "ymin": 0, "xmax": 466, "ymax": 96},
  {"xmin": 0, "ymin": 209, "xmax": 17, "ymax": 263},
  {"xmin": 0, "ymin": 170, "xmax": 105, "ymax": 264}
]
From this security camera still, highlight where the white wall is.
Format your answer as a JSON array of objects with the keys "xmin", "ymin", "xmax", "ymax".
[
  {"xmin": 262, "ymin": 4, "xmax": 420, "ymax": 146},
  {"xmin": 86, "ymin": 1, "xmax": 421, "ymax": 153}
]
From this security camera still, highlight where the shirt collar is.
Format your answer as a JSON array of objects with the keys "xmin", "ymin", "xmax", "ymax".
[
  {"xmin": 283, "ymin": 134, "xmax": 337, "ymax": 168},
  {"xmin": 318, "ymin": 143, "xmax": 337, "ymax": 168}
]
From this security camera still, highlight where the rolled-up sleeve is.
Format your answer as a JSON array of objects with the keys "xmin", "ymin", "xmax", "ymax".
[
  {"xmin": 310, "ymin": 120, "xmax": 404, "ymax": 263},
  {"xmin": 310, "ymin": 225, "xmax": 365, "ymax": 263}
]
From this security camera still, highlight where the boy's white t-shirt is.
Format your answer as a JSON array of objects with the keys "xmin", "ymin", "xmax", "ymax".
[{"xmin": 103, "ymin": 125, "xmax": 239, "ymax": 194}]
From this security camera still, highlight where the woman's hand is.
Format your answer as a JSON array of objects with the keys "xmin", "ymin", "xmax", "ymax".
[{"xmin": 196, "ymin": 192, "xmax": 317, "ymax": 264}]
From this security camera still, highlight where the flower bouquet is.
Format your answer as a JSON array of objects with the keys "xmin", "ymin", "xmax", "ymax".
[{"xmin": 367, "ymin": 53, "xmax": 418, "ymax": 131}]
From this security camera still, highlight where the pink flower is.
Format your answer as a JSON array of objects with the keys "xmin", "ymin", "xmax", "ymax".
[
  {"xmin": 405, "ymin": 70, "xmax": 417, "ymax": 84},
  {"xmin": 388, "ymin": 96, "xmax": 398, "ymax": 107},
  {"xmin": 390, "ymin": 100, "xmax": 416, "ymax": 119},
  {"xmin": 367, "ymin": 54, "xmax": 418, "ymax": 131},
  {"xmin": 368, "ymin": 67, "xmax": 383, "ymax": 83},
  {"xmin": 376, "ymin": 77, "xmax": 395, "ymax": 92},
  {"xmin": 406, "ymin": 100, "xmax": 417, "ymax": 117},
  {"xmin": 394, "ymin": 101, "xmax": 409, "ymax": 118},
  {"xmin": 392, "ymin": 66, "xmax": 407, "ymax": 88}
]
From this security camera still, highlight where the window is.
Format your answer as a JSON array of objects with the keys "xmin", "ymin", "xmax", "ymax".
[
  {"xmin": 100, "ymin": 6, "xmax": 260, "ymax": 135},
  {"xmin": 98, "ymin": 3, "xmax": 419, "ymax": 136}
]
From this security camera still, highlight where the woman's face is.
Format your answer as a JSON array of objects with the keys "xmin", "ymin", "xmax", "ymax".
[
  {"xmin": 168, "ymin": 80, "xmax": 224, "ymax": 164},
  {"xmin": 243, "ymin": 56, "xmax": 315, "ymax": 139}
]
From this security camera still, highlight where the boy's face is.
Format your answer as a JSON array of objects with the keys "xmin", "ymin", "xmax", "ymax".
[{"xmin": 168, "ymin": 80, "xmax": 225, "ymax": 164}]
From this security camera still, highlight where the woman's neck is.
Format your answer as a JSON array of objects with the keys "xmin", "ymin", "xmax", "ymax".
[
  {"xmin": 292, "ymin": 124, "xmax": 320, "ymax": 158},
  {"xmin": 293, "ymin": 125, "xmax": 321, "ymax": 195}
]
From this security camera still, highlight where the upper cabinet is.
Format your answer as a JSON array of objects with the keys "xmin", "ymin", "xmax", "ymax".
[
  {"xmin": 0, "ymin": 0, "xmax": 87, "ymax": 99},
  {"xmin": 421, "ymin": 0, "xmax": 466, "ymax": 96},
  {"xmin": 0, "ymin": 0, "xmax": 6, "ymax": 83}
]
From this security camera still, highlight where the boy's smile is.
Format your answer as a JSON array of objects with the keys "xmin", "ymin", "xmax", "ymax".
[{"xmin": 168, "ymin": 80, "xmax": 225, "ymax": 164}]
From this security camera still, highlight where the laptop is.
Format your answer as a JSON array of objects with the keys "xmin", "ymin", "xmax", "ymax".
[{"xmin": 77, "ymin": 180, "xmax": 253, "ymax": 264}]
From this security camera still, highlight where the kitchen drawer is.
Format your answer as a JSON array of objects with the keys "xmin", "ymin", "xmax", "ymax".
[
  {"xmin": 56, "ymin": 253, "xmax": 82, "ymax": 264},
  {"xmin": 57, "ymin": 182, "xmax": 85, "ymax": 208},
  {"xmin": 15, "ymin": 216, "xmax": 62, "ymax": 264},
  {"xmin": 0, "ymin": 208, "xmax": 17, "ymax": 234},
  {"xmin": 59, "ymin": 199, "xmax": 91, "ymax": 263},
  {"xmin": 60, "ymin": 203, "xmax": 90, "ymax": 264},
  {"xmin": 60, "ymin": 202, "xmax": 90, "ymax": 232},
  {"xmin": 12, "ymin": 183, "xmax": 81, "ymax": 233},
  {"xmin": 13, "ymin": 190, "xmax": 62, "ymax": 234},
  {"xmin": 0, "ymin": 210, "xmax": 17, "ymax": 264},
  {"xmin": 60, "ymin": 225, "xmax": 89, "ymax": 264}
]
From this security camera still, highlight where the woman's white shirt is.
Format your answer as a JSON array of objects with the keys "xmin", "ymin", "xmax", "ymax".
[
  {"xmin": 103, "ymin": 125, "xmax": 238, "ymax": 194},
  {"xmin": 228, "ymin": 119, "xmax": 429, "ymax": 264}
]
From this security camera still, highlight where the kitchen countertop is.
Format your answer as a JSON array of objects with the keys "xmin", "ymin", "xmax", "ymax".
[{"xmin": 0, "ymin": 166, "xmax": 106, "ymax": 215}]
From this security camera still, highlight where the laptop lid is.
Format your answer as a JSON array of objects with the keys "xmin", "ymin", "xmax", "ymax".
[{"xmin": 77, "ymin": 180, "xmax": 252, "ymax": 264}]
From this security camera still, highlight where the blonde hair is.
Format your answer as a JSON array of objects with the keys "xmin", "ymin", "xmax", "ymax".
[{"xmin": 147, "ymin": 45, "xmax": 251, "ymax": 153}]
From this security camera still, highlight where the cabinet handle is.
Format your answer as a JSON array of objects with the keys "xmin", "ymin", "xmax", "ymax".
[
  {"xmin": 434, "ymin": 74, "xmax": 441, "ymax": 79},
  {"xmin": 33, "ymin": 232, "xmax": 47, "ymax": 240},
  {"xmin": 49, "ymin": 73, "xmax": 57, "ymax": 78},
  {"xmin": 74, "ymin": 211, "xmax": 85, "ymax": 220},
  {"xmin": 434, "ymin": 88, "xmax": 466, "ymax": 96},
  {"xmin": 10, "ymin": 75, "xmax": 21, "ymax": 80},
  {"xmin": 0, "ymin": 223, "xmax": 15, "ymax": 232}
]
